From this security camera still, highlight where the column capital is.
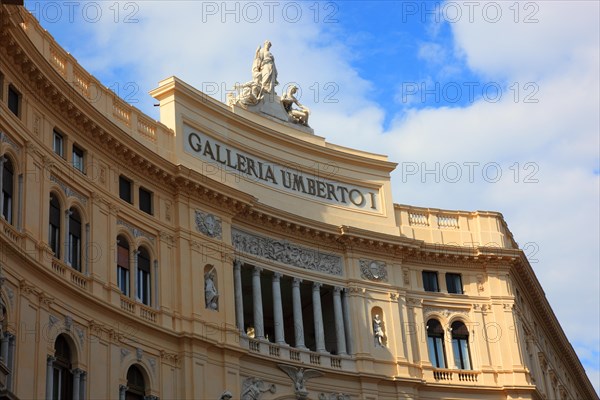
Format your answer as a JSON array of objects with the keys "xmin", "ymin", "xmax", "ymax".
[
  {"xmin": 233, "ymin": 259, "xmax": 242, "ymax": 269},
  {"xmin": 253, "ymin": 266, "xmax": 263, "ymax": 274},
  {"xmin": 313, "ymin": 282, "xmax": 322, "ymax": 290},
  {"xmin": 72, "ymin": 368, "xmax": 84, "ymax": 376},
  {"xmin": 119, "ymin": 384, "xmax": 129, "ymax": 393},
  {"xmin": 333, "ymin": 286, "xmax": 343, "ymax": 294},
  {"xmin": 47, "ymin": 355, "xmax": 56, "ymax": 365},
  {"xmin": 292, "ymin": 277, "xmax": 303, "ymax": 286},
  {"xmin": 65, "ymin": 209, "xmax": 73, "ymax": 217},
  {"xmin": 273, "ymin": 272, "xmax": 282, "ymax": 280}
]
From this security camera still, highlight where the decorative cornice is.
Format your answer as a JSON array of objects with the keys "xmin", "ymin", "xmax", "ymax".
[
  {"xmin": 0, "ymin": 131, "xmax": 20, "ymax": 153},
  {"xmin": 232, "ymin": 228, "xmax": 343, "ymax": 276}
]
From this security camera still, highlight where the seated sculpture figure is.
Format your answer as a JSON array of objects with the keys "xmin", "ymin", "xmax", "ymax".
[{"xmin": 281, "ymin": 85, "xmax": 310, "ymax": 126}]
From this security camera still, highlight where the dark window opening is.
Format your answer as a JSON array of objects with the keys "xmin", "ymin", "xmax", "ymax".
[
  {"xmin": 423, "ymin": 271, "xmax": 439, "ymax": 292},
  {"xmin": 452, "ymin": 321, "xmax": 472, "ymax": 370},
  {"xmin": 137, "ymin": 247, "xmax": 151, "ymax": 306},
  {"xmin": 446, "ymin": 273, "xmax": 463, "ymax": 294},
  {"xmin": 53, "ymin": 130, "xmax": 64, "ymax": 158},
  {"xmin": 53, "ymin": 335, "xmax": 73, "ymax": 400},
  {"xmin": 119, "ymin": 176, "xmax": 132, "ymax": 204},
  {"xmin": 117, "ymin": 236, "xmax": 130, "ymax": 296},
  {"xmin": 427, "ymin": 319, "xmax": 446, "ymax": 368},
  {"xmin": 7, "ymin": 85, "xmax": 20, "ymax": 117},
  {"xmin": 125, "ymin": 365, "xmax": 146, "ymax": 400},
  {"xmin": 49, "ymin": 195, "xmax": 61, "ymax": 258},
  {"xmin": 138, "ymin": 187, "xmax": 153, "ymax": 215},
  {"xmin": 72, "ymin": 145, "xmax": 85, "ymax": 173},
  {"xmin": 2, "ymin": 157, "xmax": 14, "ymax": 224},
  {"xmin": 68, "ymin": 208, "xmax": 82, "ymax": 271}
]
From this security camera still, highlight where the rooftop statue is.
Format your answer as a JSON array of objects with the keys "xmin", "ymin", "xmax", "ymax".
[{"xmin": 228, "ymin": 41, "xmax": 313, "ymax": 132}]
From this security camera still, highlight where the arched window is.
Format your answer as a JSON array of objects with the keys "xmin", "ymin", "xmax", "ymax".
[
  {"xmin": 1, "ymin": 156, "xmax": 14, "ymax": 224},
  {"xmin": 68, "ymin": 208, "xmax": 82, "ymax": 271},
  {"xmin": 125, "ymin": 365, "xmax": 146, "ymax": 400},
  {"xmin": 117, "ymin": 236, "xmax": 130, "ymax": 296},
  {"xmin": 451, "ymin": 321, "xmax": 472, "ymax": 370},
  {"xmin": 137, "ymin": 247, "xmax": 151, "ymax": 306},
  {"xmin": 49, "ymin": 195, "xmax": 61, "ymax": 258},
  {"xmin": 53, "ymin": 335, "xmax": 73, "ymax": 400},
  {"xmin": 427, "ymin": 319, "xmax": 446, "ymax": 368}
]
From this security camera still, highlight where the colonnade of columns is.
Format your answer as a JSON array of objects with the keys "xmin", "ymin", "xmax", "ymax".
[
  {"xmin": 45, "ymin": 355, "xmax": 87, "ymax": 400},
  {"xmin": 233, "ymin": 260, "xmax": 353, "ymax": 356}
]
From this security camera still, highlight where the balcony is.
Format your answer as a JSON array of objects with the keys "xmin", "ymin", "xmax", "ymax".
[
  {"xmin": 120, "ymin": 296, "xmax": 158, "ymax": 324},
  {"xmin": 50, "ymin": 258, "xmax": 89, "ymax": 291},
  {"xmin": 241, "ymin": 336, "xmax": 352, "ymax": 372},
  {"xmin": 428, "ymin": 368, "xmax": 480, "ymax": 384}
]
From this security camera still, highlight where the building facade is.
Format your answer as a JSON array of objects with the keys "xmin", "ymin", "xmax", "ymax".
[{"xmin": 0, "ymin": 5, "xmax": 597, "ymax": 400}]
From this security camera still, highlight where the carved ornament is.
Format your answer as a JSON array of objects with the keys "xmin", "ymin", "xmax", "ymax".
[
  {"xmin": 232, "ymin": 228, "xmax": 343, "ymax": 276},
  {"xmin": 359, "ymin": 259, "xmax": 388, "ymax": 282}
]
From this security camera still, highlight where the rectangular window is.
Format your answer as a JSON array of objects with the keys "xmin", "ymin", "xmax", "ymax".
[
  {"xmin": 7, "ymin": 85, "xmax": 20, "ymax": 117},
  {"xmin": 452, "ymin": 338, "xmax": 472, "ymax": 370},
  {"xmin": 1, "ymin": 158, "xmax": 14, "ymax": 224},
  {"xmin": 49, "ymin": 199, "xmax": 61, "ymax": 258},
  {"xmin": 138, "ymin": 187, "xmax": 153, "ymax": 215},
  {"xmin": 446, "ymin": 273, "xmax": 463, "ymax": 294},
  {"xmin": 427, "ymin": 336, "xmax": 446, "ymax": 368},
  {"xmin": 53, "ymin": 130, "xmax": 64, "ymax": 158},
  {"xmin": 119, "ymin": 176, "xmax": 132, "ymax": 204},
  {"xmin": 423, "ymin": 271, "xmax": 439, "ymax": 292},
  {"xmin": 117, "ymin": 266, "xmax": 130, "ymax": 295},
  {"xmin": 117, "ymin": 242, "xmax": 130, "ymax": 296},
  {"xmin": 72, "ymin": 145, "xmax": 85, "ymax": 173}
]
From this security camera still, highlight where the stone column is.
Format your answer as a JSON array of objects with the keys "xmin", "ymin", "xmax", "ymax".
[
  {"xmin": 46, "ymin": 355, "xmax": 56, "ymax": 399},
  {"xmin": 17, "ymin": 174, "xmax": 23, "ymax": 230},
  {"xmin": 233, "ymin": 260, "xmax": 244, "ymax": 333},
  {"xmin": 312, "ymin": 283, "xmax": 326, "ymax": 353},
  {"xmin": 80, "ymin": 371, "xmax": 87, "ymax": 400},
  {"xmin": 64, "ymin": 209, "xmax": 72, "ymax": 264},
  {"xmin": 119, "ymin": 384, "xmax": 128, "ymax": 400},
  {"xmin": 72, "ymin": 368, "xmax": 83, "ymax": 400},
  {"xmin": 272, "ymin": 273, "xmax": 285, "ymax": 344},
  {"xmin": 252, "ymin": 267, "xmax": 264, "ymax": 339},
  {"xmin": 153, "ymin": 259, "xmax": 159, "ymax": 309},
  {"xmin": 341, "ymin": 289, "xmax": 354, "ymax": 355},
  {"xmin": 292, "ymin": 278, "xmax": 306, "ymax": 349},
  {"xmin": 332, "ymin": 287, "xmax": 347, "ymax": 355}
]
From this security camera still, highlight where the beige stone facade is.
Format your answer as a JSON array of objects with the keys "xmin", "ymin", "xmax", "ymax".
[{"xmin": 0, "ymin": 5, "xmax": 596, "ymax": 400}]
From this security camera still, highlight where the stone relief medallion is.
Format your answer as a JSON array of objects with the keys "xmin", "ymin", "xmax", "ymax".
[
  {"xmin": 359, "ymin": 259, "xmax": 388, "ymax": 282},
  {"xmin": 232, "ymin": 228, "xmax": 343, "ymax": 276},
  {"xmin": 195, "ymin": 210, "xmax": 222, "ymax": 239}
]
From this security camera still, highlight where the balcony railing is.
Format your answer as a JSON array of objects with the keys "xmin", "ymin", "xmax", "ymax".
[
  {"xmin": 431, "ymin": 368, "xmax": 480, "ymax": 384},
  {"xmin": 242, "ymin": 336, "xmax": 355, "ymax": 372},
  {"xmin": 50, "ymin": 258, "xmax": 90, "ymax": 291}
]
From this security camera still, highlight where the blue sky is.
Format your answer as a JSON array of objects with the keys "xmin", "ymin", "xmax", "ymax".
[{"xmin": 25, "ymin": 0, "xmax": 599, "ymax": 393}]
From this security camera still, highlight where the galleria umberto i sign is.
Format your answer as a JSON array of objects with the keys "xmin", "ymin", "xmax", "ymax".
[{"xmin": 184, "ymin": 126, "xmax": 380, "ymax": 212}]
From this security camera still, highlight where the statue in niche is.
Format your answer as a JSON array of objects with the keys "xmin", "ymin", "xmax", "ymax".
[
  {"xmin": 282, "ymin": 85, "xmax": 310, "ymax": 126},
  {"xmin": 241, "ymin": 377, "xmax": 276, "ymax": 400},
  {"xmin": 205, "ymin": 270, "xmax": 219, "ymax": 310},
  {"xmin": 373, "ymin": 314, "xmax": 385, "ymax": 347},
  {"xmin": 278, "ymin": 364, "xmax": 323, "ymax": 400}
]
